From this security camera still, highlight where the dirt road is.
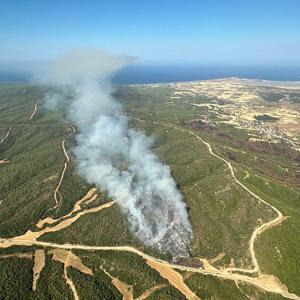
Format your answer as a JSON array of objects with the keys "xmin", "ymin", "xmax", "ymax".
[
  {"xmin": 0, "ymin": 118, "xmax": 296, "ymax": 300},
  {"xmin": 45, "ymin": 126, "xmax": 76, "ymax": 214},
  {"xmin": 135, "ymin": 118, "xmax": 285, "ymax": 275},
  {"xmin": 146, "ymin": 259, "xmax": 199, "ymax": 300},
  {"xmin": 0, "ymin": 126, "xmax": 11, "ymax": 144},
  {"xmin": 186, "ymin": 126, "xmax": 284, "ymax": 274},
  {"xmin": 64, "ymin": 251, "xmax": 79, "ymax": 300},
  {"xmin": 0, "ymin": 238, "xmax": 298, "ymax": 300},
  {"xmin": 29, "ymin": 102, "xmax": 39, "ymax": 120},
  {"xmin": 100, "ymin": 266, "xmax": 133, "ymax": 300}
]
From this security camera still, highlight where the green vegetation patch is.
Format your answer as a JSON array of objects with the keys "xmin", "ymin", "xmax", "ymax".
[
  {"xmin": 0, "ymin": 257, "xmax": 34, "ymax": 299},
  {"xmin": 34, "ymin": 256, "xmax": 73, "ymax": 299},
  {"xmin": 254, "ymin": 114, "xmax": 279, "ymax": 122},
  {"xmin": 74, "ymin": 250, "xmax": 169, "ymax": 298},
  {"xmin": 68, "ymin": 266, "xmax": 122, "ymax": 300}
]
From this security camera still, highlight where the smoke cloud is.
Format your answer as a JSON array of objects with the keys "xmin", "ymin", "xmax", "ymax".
[{"xmin": 38, "ymin": 49, "xmax": 192, "ymax": 259}]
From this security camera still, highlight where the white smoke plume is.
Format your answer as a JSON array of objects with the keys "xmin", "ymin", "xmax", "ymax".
[{"xmin": 38, "ymin": 49, "xmax": 192, "ymax": 258}]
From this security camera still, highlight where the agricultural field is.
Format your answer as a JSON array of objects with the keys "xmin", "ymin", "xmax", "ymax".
[{"xmin": 0, "ymin": 79, "xmax": 300, "ymax": 299}]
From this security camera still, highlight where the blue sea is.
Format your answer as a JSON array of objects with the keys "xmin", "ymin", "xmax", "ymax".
[{"xmin": 0, "ymin": 64, "xmax": 300, "ymax": 84}]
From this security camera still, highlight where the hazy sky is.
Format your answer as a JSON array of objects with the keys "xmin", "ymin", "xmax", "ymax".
[{"xmin": 1, "ymin": 0, "xmax": 300, "ymax": 65}]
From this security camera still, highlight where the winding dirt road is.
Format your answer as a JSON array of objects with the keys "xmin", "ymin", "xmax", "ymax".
[
  {"xmin": 1, "ymin": 239, "xmax": 298, "ymax": 300},
  {"xmin": 64, "ymin": 251, "xmax": 80, "ymax": 300},
  {"xmin": 146, "ymin": 259, "xmax": 199, "ymax": 300},
  {"xmin": 136, "ymin": 284, "xmax": 168, "ymax": 300},
  {"xmin": 0, "ymin": 182, "xmax": 297, "ymax": 300},
  {"xmin": 100, "ymin": 266, "xmax": 133, "ymax": 300},
  {"xmin": 0, "ymin": 126, "xmax": 11, "ymax": 144},
  {"xmin": 185, "ymin": 125, "xmax": 284, "ymax": 275},
  {"xmin": 29, "ymin": 101, "xmax": 39, "ymax": 120},
  {"xmin": 44, "ymin": 126, "xmax": 76, "ymax": 215},
  {"xmin": 0, "ymin": 159, "xmax": 9, "ymax": 165},
  {"xmin": 0, "ymin": 118, "xmax": 297, "ymax": 300},
  {"xmin": 32, "ymin": 249, "xmax": 45, "ymax": 291},
  {"xmin": 135, "ymin": 117, "xmax": 285, "ymax": 275},
  {"xmin": 0, "ymin": 127, "xmax": 12, "ymax": 165},
  {"xmin": 53, "ymin": 138, "xmax": 70, "ymax": 205}
]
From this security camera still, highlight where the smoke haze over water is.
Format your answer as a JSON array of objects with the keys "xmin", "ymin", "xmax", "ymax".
[{"xmin": 39, "ymin": 49, "xmax": 192, "ymax": 258}]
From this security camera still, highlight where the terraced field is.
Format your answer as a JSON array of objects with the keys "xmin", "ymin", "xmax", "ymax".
[{"xmin": 0, "ymin": 80, "xmax": 299, "ymax": 299}]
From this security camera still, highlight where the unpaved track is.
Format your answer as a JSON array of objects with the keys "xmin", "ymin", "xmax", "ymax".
[
  {"xmin": 45, "ymin": 126, "xmax": 76, "ymax": 214},
  {"xmin": 29, "ymin": 102, "xmax": 39, "ymax": 120},
  {"xmin": 64, "ymin": 251, "xmax": 79, "ymax": 300},
  {"xmin": 100, "ymin": 266, "xmax": 133, "ymax": 300},
  {"xmin": 0, "ymin": 127, "xmax": 11, "ymax": 165},
  {"xmin": 0, "ymin": 159, "xmax": 9, "ymax": 165},
  {"xmin": 185, "ymin": 125, "xmax": 284, "ymax": 274},
  {"xmin": 37, "ymin": 187, "xmax": 98, "ymax": 229},
  {"xmin": 32, "ymin": 249, "xmax": 45, "ymax": 291},
  {"xmin": 3, "ymin": 201, "xmax": 115, "ymax": 242},
  {"xmin": 146, "ymin": 259, "xmax": 199, "ymax": 300},
  {"xmin": 0, "ymin": 118, "xmax": 296, "ymax": 299},
  {"xmin": 53, "ymin": 129, "xmax": 74, "ymax": 206},
  {"xmin": 133, "ymin": 117, "xmax": 284, "ymax": 275},
  {"xmin": 0, "ymin": 187, "xmax": 295, "ymax": 298},
  {"xmin": 136, "ymin": 284, "xmax": 168, "ymax": 300},
  {"xmin": 0, "ymin": 126, "xmax": 11, "ymax": 144},
  {"xmin": 0, "ymin": 252, "xmax": 33, "ymax": 259},
  {"xmin": 49, "ymin": 249, "xmax": 93, "ymax": 275},
  {"xmin": 1, "ymin": 240, "xmax": 298, "ymax": 300}
]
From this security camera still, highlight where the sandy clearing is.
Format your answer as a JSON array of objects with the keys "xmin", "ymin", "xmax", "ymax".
[
  {"xmin": 32, "ymin": 249, "xmax": 45, "ymax": 291},
  {"xmin": 84, "ymin": 193, "xmax": 98, "ymax": 205},
  {"xmin": 0, "ymin": 159, "xmax": 9, "ymax": 164},
  {"xmin": 36, "ymin": 188, "xmax": 98, "ymax": 229},
  {"xmin": 0, "ymin": 116, "xmax": 297, "ymax": 299},
  {"xmin": 0, "ymin": 198, "xmax": 115, "ymax": 252},
  {"xmin": 8, "ymin": 201, "xmax": 115, "ymax": 243},
  {"xmin": 259, "ymin": 274, "xmax": 289, "ymax": 293},
  {"xmin": 36, "ymin": 201, "xmax": 114, "ymax": 237},
  {"xmin": 100, "ymin": 266, "xmax": 133, "ymax": 300},
  {"xmin": 198, "ymin": 258, "xmax": 219, "ymax": 272},
  {"xmin": 35, "ymin": 217, "xmax": 56, "ymax": 229},
  {"xmin": 0, "ymin": 240, "xmax": 299, "ymax": 299},
  {"xmin": 49, "ymin": 249, "xmax": 93, "ymax": 275},
  {"xmin": 112, "ymin": 278, "xmax": 133, "ymax": 300},
  {"xmin": 146, "ymin": 259, "xmax": 199, "ymax": 300},
  {"xmin": 72, "ymin": 188, "xmax": 97, "ymax": 212}
]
